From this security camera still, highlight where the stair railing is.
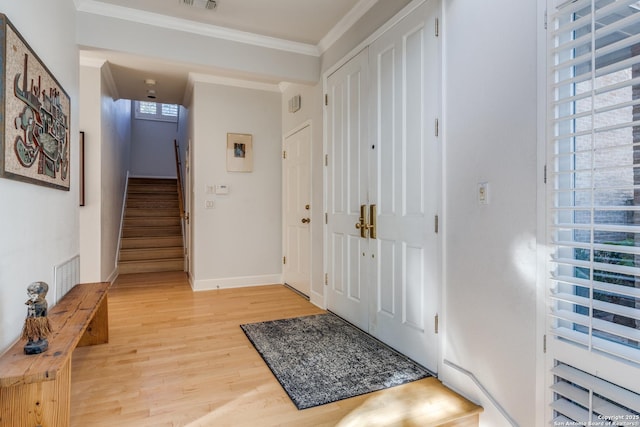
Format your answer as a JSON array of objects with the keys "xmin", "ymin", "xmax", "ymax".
[
  {"xmin": 174, "ymin": 140, "xmax": 185, "ymax": 221},
  {"xmin": 174, "ymin": 140, "xmax": 187, "ymax": 268}
]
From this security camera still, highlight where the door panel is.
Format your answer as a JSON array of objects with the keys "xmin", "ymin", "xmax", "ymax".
[
  {"xmin": 369, "ymin": 0, "xmax": 441, "ymax": 372},
  {"xmin": 283, "ymin": 125, "xmax": 311, "ymax": 296},
  {"xmin": 326, "ymin": 48, "xmax": 369, "ymax": 330}
]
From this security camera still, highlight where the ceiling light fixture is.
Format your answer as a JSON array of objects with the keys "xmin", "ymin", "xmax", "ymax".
[
  {"xmin": 631, "ymin": 1, "xmax": 640, "ymax": 11},
  {"xmin": 144, "ymin": 79, "xmax": 156, "ymax": 86}
]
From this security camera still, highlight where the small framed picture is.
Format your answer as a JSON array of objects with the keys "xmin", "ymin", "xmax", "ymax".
[{"xmin": 227, "ymin": 133, "xmax": 253, "ymax": 172}]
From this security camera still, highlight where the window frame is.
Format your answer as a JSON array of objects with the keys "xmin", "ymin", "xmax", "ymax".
[{"xmin": 133, "ymin": 101, "xmax": 179, "ymax": 123}]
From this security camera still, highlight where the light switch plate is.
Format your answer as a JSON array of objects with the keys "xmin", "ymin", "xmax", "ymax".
[
  {"xmin": 478, "ymin": 182, "xmax": 489, "ymax": 205},
  {"xmin": 215, "ymin": 184, "xmax": 229, "ymax": 195}
]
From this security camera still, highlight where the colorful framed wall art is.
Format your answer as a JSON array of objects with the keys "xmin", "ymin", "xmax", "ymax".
[{"xmin": 0, "ymin": 14, "xmax": 71, "ymax": 190}]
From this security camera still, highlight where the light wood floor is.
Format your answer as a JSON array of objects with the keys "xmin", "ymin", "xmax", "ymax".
[{"xmin": 70, "ymin": 272, "xmax": 481, "ymax": 427}]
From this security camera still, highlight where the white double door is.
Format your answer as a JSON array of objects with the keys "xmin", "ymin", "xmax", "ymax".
[{"xmin": 326, "ymin": 0, "xmax": 441, "ymax": 372}]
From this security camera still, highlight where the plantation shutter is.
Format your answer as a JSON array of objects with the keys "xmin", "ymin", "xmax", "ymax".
[
  {"xmin": 549, "ymin": 0, "xmax": 640, "ymax": 364},
  {"xmin": 548, "ymin": 0, "xmax": 640, "ymax": 422}
]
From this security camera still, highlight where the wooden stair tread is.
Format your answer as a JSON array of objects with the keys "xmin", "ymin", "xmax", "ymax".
[
  {"xmin": 119, "ymin": 247, "xmax": 184, "ymax": 262},
  {"xmin": 123, "ymin": 217, "xmax": 180, "ymax": 227},
  {"xmin": 120, "ymin": 236, "xmax": 183, "ymax": 249},
  {"xmin": 125, "ymin": 208, "xmax": 180, "ymax": 217},
  {"xmin": 118, "ymin": 259, "xmax": 184, "ymax": 274}
]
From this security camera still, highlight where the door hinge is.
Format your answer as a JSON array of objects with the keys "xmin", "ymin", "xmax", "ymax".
[
  {"xmin": 544, "ymin": 164, "xmax": 547, "ymax": 184},
  {"xmin": 543, "ymin": 334, "xmax": 547, "ymax": 353},
  {"xmin": 283, "ymin": 256, "xmax": 286, "ymax": 265},
  {"xmin": 283, "ymin": 150, "xmax": 287, "ymax": 160},
  {"xmin": 325, "ymin": 212, "xmax": 328, "ymax": 224},
  {"xmin": 544, "ymin": 9, "xmax": 548, "ymax": 30},
  {"xmin": 324, "ymin": 273, "xmax": 328, "ymax": 286},
  {"xmin": 325, "ymin": 94, "xmax": 328, "ymax": 106},
  {"xmin": 435, "ymin": 314, "xmax": 439, "ymax": 334},
  {"xmin": 435, "ymin": 215, "xmax": 439, "ymax": 233},
  {"xmin": 325, "ymin": 154, "xmax": 328, "ymax": 166},
  {"xmin": 435, "ymin": 118, "xmax": 439, "ymax": 137},
  {"xmin": 435, "ymin": 18, "xmax": 439, "ymax": 37}
]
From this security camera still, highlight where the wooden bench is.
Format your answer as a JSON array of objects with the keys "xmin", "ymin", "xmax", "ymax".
[{"xmin": 0, "ymin": 282, "xmax": 110, "ymax": 427}]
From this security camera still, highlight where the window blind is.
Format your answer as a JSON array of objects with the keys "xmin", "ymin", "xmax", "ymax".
[
  {"xmin": 549, "ymin": 0, "xmax": 640, "ymax": 367},
  {"xmin": 134, "ymin": 101, "xmax": 179, "ymax": 122},
  {"xmin": 551, "ymin": 362, "xmax": 640, "ymax": 424}
]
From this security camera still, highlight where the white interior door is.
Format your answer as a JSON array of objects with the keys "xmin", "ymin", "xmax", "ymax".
[
  {"xmin": 326, "ymin": 0, "xmax": 441, "ymax": 372},
  {"xmin": 369, "ymin": 0, "xmax": 441, "ymax": 372},
  {"xmin": 326, "ymin": 48, "xmax": 370, "ymax": 330},
  {"xmin": 283, "ymin": 124, "xmax": 312, "ymax": 296}
]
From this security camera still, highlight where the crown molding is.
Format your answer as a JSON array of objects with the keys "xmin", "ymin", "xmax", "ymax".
[
  {"xmin": 317, "ymin": 0, "xmax": 379, "ymax": 54},
  {"xmin": 79, "ymin": 55, "xmax": 120, "ymax": 99},
  {"xmin": 75, "ymin": 0, "xmax": 320, "ymax": 57},
  {"xmin": 187, "ymin": 72, "xmax": 281, "ymax": 96},
  {"xmin": 183, "ymin": 72, "xmax": 281, "ymax": 106},
  {"xmin": 79, "ymin": 56, "xmax": 106, "ymax": 68}
]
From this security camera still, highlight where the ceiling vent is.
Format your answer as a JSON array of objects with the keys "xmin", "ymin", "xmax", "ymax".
[{"xmin": 180, "ymin": 0, "xmax": 217, "ymax": 10}]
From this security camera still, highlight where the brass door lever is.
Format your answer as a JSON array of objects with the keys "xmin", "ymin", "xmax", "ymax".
[{"xmin": 355, "ymin": 204, "xmax": 377, "ymax": 239}]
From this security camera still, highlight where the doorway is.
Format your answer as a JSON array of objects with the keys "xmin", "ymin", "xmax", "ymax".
[
  {"xmin": 283, "ymin": 123, "xmax": 312, "ymax": 297},
  {"xmin": 325, "ymin": 0, "xmax": 441, "ymax": 372}
]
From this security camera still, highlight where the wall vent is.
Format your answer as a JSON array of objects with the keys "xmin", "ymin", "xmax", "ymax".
[{"xmin": 54, "ymin": 255, "xmax": 80, "ymax": 304}]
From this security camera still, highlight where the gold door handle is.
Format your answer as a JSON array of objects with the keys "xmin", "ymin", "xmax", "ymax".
[
  {"xmin": 355, "ymin": 205, "xmax": 367, "ymax": 238},
  {"xmin": 354, "ymin": 204, "xmax": 376, "ymax": 238},
  {"xmin": 301, "ymin": 218, "xmax": 310, "ymax": 224},
  {"xmin": 368, "ymin": 204, "xmax": 377, "ymax": 239}
]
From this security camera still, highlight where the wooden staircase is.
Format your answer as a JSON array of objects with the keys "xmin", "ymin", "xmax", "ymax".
[{"xmin": 118, "ymin": 177, "xmax": 184, "ymax": 274}]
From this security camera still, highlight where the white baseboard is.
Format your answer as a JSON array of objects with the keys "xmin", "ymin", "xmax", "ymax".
[
  {"xmin": 106, "ymin": 266, "xmax": 119, "ymax": 284},
  {"xmin": 191, "ymin": 274, "xmax": 282, "ymax": 291},
  {"xmin": 310, "ymin": 290, "xmax": 325, "ymax": 309}
]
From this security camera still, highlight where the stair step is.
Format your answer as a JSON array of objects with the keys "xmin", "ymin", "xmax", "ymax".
[
  {"xmin": 118, "ymin": 258, "xmax": 184, "ymax": 274},
  {"xmin": 126, "ymin": 192, "xmax": 178, "ymax": 200},
  {"xmin": 128, "ymin": 178, "xmax": 177, "ymax": 186},
  {"xmin": 124, "ymin": 217, "xmax": 181, "ymax": 227},
  {"xmin": 122, "ymin": 226, "xmax": 181, "ymax": 238},
  {"xmin": 127, "ymin": 186, "xmax": 178, "ymax": 194},
  {"xmin": 125, "ymin": 208, "xmax": 179, "ymax": 217},
  {"xmin": 120, "ymin": 236, "xmax": 183, "ymax": 249},
  {"xmin": 119, "ymin": 247, "xmax": 184, "ymax": 262},
  {"xmin": 126, "ymin": 199, "xmax": 179, "ymax": 209}
]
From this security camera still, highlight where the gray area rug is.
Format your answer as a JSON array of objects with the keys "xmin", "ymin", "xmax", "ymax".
[{"xmin": 240, "ymin": 313, "xmax": 431, "ymax": 410}]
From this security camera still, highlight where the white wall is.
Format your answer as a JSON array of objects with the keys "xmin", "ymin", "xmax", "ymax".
[
  {"xmin": 440, "ymin": 1, "xmax": 539, "ymax": 425},
  {"xmin": 76, "ymin": 12, "xmax": 320, "ymax": 86},
  {"xmin": 79, "ymin": 62, "xmax": 103, "ymax": 283},
  {"xmin": 130, "ymin": 113, "xmax": 179, "ymax": 178},
  {"xmin": 99, "ymin": 78, "xmax": 131, "ymax": 281},
  {"xmin": 0, "ymin": 0, "xmax": 79, "ymax": 354},
  {"xmin": 190, "ymin": 81, "xmax": 282, "ymax": 290},
  {"xmin": 79, "ymin": 60, "xmax": 131, "ymax": 283}
]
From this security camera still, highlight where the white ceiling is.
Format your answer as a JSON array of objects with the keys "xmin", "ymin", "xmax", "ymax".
[
  {"xmin": 91, "ymin": 0, "xmax": 362, "ymax": 45},
  {"xmin": 77, "ymin": 0, "xmax": 370, "ymax": 104}
]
